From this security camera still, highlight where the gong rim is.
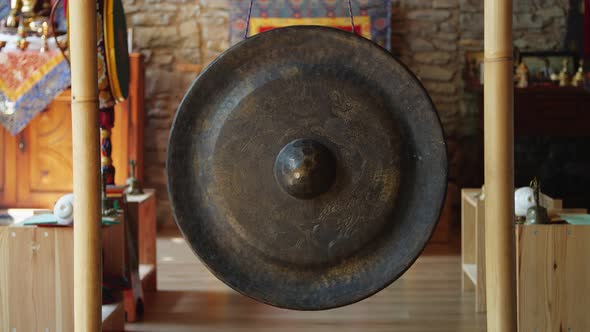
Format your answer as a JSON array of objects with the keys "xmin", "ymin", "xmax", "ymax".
[{"xmin": 167, "ymin": 26, "xmax": 447, "ymax": 310}]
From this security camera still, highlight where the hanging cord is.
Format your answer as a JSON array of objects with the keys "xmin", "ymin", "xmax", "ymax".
[
  {"xmin": 49, "ymin": 0, "xmax": 70, "ymax": 65},
  {"xmin": 244, "ymin": 0, "xmax": 254, "ymax": 39},
  {"xmin": 347, "ymin": 0, "xmax": 356, "ymax": 34}
]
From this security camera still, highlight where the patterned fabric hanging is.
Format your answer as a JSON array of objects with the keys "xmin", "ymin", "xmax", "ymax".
[
  {"xmin": 0, "ymin": 47, "xmax": 70, "ymax": 135},
  {"xmin": 229, "ymin": 0, "xmax": 392, "ymax": 51}
]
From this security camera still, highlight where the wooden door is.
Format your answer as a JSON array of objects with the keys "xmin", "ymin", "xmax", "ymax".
[
  {"xmin": 16, "ymin": 96, "xmax": 74, "ymax": 208},
  {"xmin": 0, "ymin": 127, "xmax": 17, "ymax": 207},
  {"xmin": 0, "ymin": 54, "xmax": 144, "ymax": 208},
  {"xmin": 0, "ymin": 128, "xmax": 5, "ymax": 202}
]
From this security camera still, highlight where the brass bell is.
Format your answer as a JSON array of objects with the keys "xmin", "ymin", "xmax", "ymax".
[
  {"xmin": 125, "ymin": 160, "xmax": 143, "ymax": 195},
  {"xmin": 525, "ymin": 178, "xmax": 550, "ymax": 225}
]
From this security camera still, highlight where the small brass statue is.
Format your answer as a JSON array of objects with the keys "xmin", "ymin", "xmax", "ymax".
[
  {"xmin": 559, "ymin": 59, "xmax": 570, "ymax": 87},
  {"xmin": 39, "ymin": 21, "xmax": 48, "ymax": 53},
  {"xmin": 572, "ymin": 60, "xmax": 585, "ymax": 87},
  {"xmin": 16, "ymin": 20, "xmax": 29, "ymax": 51},
  {"xmin": 4, "ymin": 0, "xmax": 52, "ymax": 29},
  {"xmin": 0, "ymin": 41, "xmax": 6, "ymax": 51},
  {"xmin": 541, "ymin": 58, "xmax": 554, "ymax": 81},
  {"xmin": 17, "ymin": 38, "xmax": 29, "ymax": 50},
  {"xmin": 516, "ymin": 62, "xmax": 529, "ymax": 88},
  {"xmin": 525, "ymin": 178, "xmax": 550, "ymax": 225},
  {"xmin": 125, "ymin": 160, "xmax": 143, "ymax": 195}
]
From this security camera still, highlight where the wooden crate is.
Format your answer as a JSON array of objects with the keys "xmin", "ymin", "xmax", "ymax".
[
  {"xmin": 516, "ymin": 224, "xmax": 590, "ymax": 332},
  {"xmin": 0, "ymin": 220, "xmax": 125, "ymax": 331}
]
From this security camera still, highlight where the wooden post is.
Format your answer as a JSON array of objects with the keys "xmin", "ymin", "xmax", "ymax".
[
  {"xmin": 483, "ymin": 0, "xmax": 517, "ymax": 330},
  {"xmin": 69, "ymin": 0, "xmax": 102, "ymax": 330}
]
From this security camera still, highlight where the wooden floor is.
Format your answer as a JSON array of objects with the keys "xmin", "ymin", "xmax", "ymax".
[{"xmin": 127, "ymin": 231, "xmax": 487, "ymax": 332}]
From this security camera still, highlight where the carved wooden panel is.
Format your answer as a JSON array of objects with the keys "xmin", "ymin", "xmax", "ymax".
[
  {"xmin": 0, "ymin": 127, "xmax": 17, "ymax": 207},
  {"xmin": 15, "ymin": 97, "xmax": 75, "ymax": 207},
  {"xmin": 27, "ymin": 102, "xmax": 74, "ymax": 193}
]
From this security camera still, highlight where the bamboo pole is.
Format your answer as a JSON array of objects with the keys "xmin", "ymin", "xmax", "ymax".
[
  {"xmin": 483, "ymin": 0, "xmax": 517, "ymax": 330},
  {"xmin": 69, "ymin": 0, "xmax": 102, "ymax": 330}
]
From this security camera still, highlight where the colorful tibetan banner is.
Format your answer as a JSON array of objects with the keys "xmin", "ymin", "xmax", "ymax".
[
  {"xmin": 229, "ymin": 0, "xmax": 392, "ymax": 51},
  {"xmin": 0, "ymin": 49, "xmax": 70, "ymax": 135},
  {"xmin": 0, "ymin": 1, "xmax": 7, "ymax": 21}
]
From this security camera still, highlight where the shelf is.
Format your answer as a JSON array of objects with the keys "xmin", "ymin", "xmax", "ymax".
[
  {"xmin": 139, "ymin": 264, "xmax": 154, "ymax": 279},
  {"xmin": 462, "ymin": 263, "xmax": 477, "ymax": 285},
  {"xmin": 102, "ymin": 301, "xmax": 125, "ymax": 331},
  {"xmin": 139, "ymin": 263, "xmax": 156, "ymax": 291},
  {"xmin": 462, "ymin": 189, "xmax": 481, "ymax": 207},
  {"xmin": 126, "ymin": 189, "xmax": 156, "ymax": 203}
]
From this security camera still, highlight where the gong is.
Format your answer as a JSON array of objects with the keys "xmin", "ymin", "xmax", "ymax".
[{"xmin": 167, "ymin": 26, "xmax": 447, "ymax": 310}]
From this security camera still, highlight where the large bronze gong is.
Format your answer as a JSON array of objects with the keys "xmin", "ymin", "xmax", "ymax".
[{"xmin": 167, "ymin": 26, "xmax": 447, "ymax": 310}]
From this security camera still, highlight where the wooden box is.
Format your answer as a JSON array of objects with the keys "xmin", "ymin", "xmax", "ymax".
[
  {"xmin": 0, "ymin": 220, "xmax": 125, "ymax": 331},
  {"xmin": 126, "ymin": 189, "xmax": 157, "ymax": 292},
  {"xmin": 516, "ymin": 224, "xmax": 590, "ymax": 332}
]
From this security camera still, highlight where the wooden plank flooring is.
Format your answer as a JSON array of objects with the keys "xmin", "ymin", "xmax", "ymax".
[{"xmin": 127, "ymin": 232, "xmax": 487, "ymax": 332}]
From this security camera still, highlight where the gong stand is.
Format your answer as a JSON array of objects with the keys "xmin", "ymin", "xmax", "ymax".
[
  {"xmin": 484, "ymin": 0, "xmax": 517, "ymax": 330},
  {"xmin": 69, "ymin": 0, "xmax": 516, "ymax": 330},
  {"xmin": 70, "ymin": 0, "xmax": 102, "ymax": 330}
]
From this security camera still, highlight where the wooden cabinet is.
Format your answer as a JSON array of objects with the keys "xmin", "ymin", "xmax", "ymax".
[
  {"xmin": 0, "ymin": 117, "xmax": 17, "ymax": 206},
  {"xmin": 16, "ymin": 96, "xmax": 74, "ymax": 206},
  {"xmin": 461, "ymin": 187, "xmax": 586, "ymax": 314},
  {"xmin": 0, "ymin": 128, "xmax": 5, "ymax": 201},
  {"xmin": 0, "ymin": 53, "xmax": 145, "ymax": 209},
  {"xmin": 127, "ymin": 189, "xmax": 157, "ymax": 292},
  {"xmin": 516, "ymin": 224, "xmax": 590, "ymax": 332},
  {"xmin": 512, "ymin": 87, "xmax": 590, "ymax": 137},
  {"xmin": 0, "ymin": 219, "xmax": 126, "ymax": 331},
  {"xmin": 465, "ymin": 86, "xmax": 590, "ymax": 208}
]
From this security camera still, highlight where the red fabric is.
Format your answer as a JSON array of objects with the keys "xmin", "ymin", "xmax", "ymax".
[{"xmin": 98, "ymin": 108, "xmax": 115, "ymax": 128}]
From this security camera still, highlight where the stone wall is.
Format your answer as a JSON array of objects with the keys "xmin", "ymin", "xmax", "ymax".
[
  {"xmin": 122, "ymin": 0, "xmax": 231, "ymax": 224},
  {"xmin": 122, "ymin": 0, "xmax": 569, "ymax": 226}
]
